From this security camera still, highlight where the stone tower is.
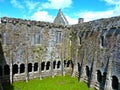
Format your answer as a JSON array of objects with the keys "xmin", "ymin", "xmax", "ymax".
[{"xmin": 53, "ymin": 9, "xmax": 69, "ymax": 25}]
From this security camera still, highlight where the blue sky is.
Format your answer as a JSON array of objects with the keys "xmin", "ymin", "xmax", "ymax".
[{"xmin": 0, "ymin": 0, "xmax": 120, "ymax": 24}]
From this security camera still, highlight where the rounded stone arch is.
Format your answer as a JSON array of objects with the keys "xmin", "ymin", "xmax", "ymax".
[
  {"xmin": 97, "ymin": 70, "xmax": 102, "ymax": 83},
  {"xmin": 57, "ymin": 61, "xmax": 61, "ymax": 69},
  {"xmin": 41, "ymin": 62, "xmax": 45, "ymax": 71},
  {"xmin": 13, "ymin": 64, "xmax": 18, "ymax": 74},
  {"xmin": 28, "ymin": 63, "xmax": 32, "ymax": 72},
  {"xmin": 67, "ymin": 60, "xmax": 71, "ymax": 67},
  {"xmin": 46, "ymin": 61, "xmax": 50, "ymax": 70},
  {"xmin": 20, "ymin": 63, "xmax": 25, "ymax": 73},
  {"xmin": 4, "ymin": 64, "xmax": 10, "ymax": 75},
  {"xmin": 64, "ymin": 60, "xmax": 66, "ymax": 67},
  {"xmin": 34, "ymin": 62, "xmax": 38, "ymax": 71},
  {"xmin": 86, "ymin": 66, "xmax": 89, "ymax": 77},
  {"xmin": 112, "ymin": 76, "xmax": 119, "ymax": 90},
  {"xmin": 0, "ymin": 65, "xmax": 2, "ymax": 76},
  {"xmin": 53, "ymin": 61, "xmax": 56, "ymax": 69}
]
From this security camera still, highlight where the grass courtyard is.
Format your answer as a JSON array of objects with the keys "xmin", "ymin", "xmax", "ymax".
[{"xmin": 3, "ymin": 76, "xmax": 94, "ymax": 90}]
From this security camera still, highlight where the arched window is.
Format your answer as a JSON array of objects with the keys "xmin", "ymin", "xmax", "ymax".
[
  {"xmin": 97, "ymin": 70, "xmax": 102, "ymax": 83},
  {"xmin": 64, "ymin": 60, "xmax": 66, "ymax": 67},
  {"xmin": 67, "ymin": 60, "xmax": 71, "ymax": 67},
  {"xmin": 46, "ymin": 61, "xmax": 50, "ymax": 70},
  {"xmin": 86, "ymin": 66, "xmax": 89, "ymax": 77},
  {"xmin": 28, "ymin": 63, "xmax": 32, "ymax": 72},
  {"xmin": 41, "ymin": 62, "xmax": 45, "ymax": 71},
  {"xmin": 0, "ymin": 65, "xmax": 2, "ymax": 76},
  {"xmin": 112, "ymin": 76, "xmax": 119, "ymax": 90},
  {"xmin": 101, "ymin": 36, "xmax": 104, "ymax": 47},
  {"xmin": 4, "ymin": 65, "xmax": 10, "ymax": 75},
  {"xmin": 53, "ymin": 61, "xmax": 56, "ymax": 69},
  {"xmin": 20, "ymin": 64, "xmax": 25, "ymax": 73},
  {"xmin": 34, "ymin": 62, "xmax": 38, "ymax": 71},
  {"xmin": 57, "ymin": 61, "xmax": 61, "ymax": 69},
  {"xmin": 13, "ymin": 64, "xmax": 18, "ymax": 74}
]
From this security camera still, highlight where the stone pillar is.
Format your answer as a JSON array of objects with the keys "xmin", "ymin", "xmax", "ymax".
[
  {"xmin": 79, "ymin": 66, "xmax": 86, "ymax": 82},
  {"xmin": 51, "ymin": 60, "xmax": 54, "ymax": 78},
  {"xmin": 10, "ymin": 63, "xmax": 13, "ymax": 84},
  {"xmin": 79, "ymin": 48, "xmax": 87, "ymax": 82},
  {"xmin": 104, "ymin": 55, "xmax": 113, "ymax": 90},
  {"xmin": 89, "ymin": 52, "xmax": 97, "ymax": 88},
  {"xmin": 18, "ymin": 66, "xmax": 20, "ymax": 74},
  {"xmin": 25, "ymin": 63, "xmax": 28, "ymax": 82},
  {"xmin": 32, "ymin": 64, "xmax": 34, "ymax": 78},
  {"xmin": 39, "ymin": 62, "xmax": 42, "ymax": 80},
  {"xmin": 61, "ymin": 60, "xmax": 65, "ymax": 76}
]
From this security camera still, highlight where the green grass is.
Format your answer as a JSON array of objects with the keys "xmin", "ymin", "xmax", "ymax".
[{"xmin": 3, "ymin": 76, "xmax": 95, "ymax": 90}]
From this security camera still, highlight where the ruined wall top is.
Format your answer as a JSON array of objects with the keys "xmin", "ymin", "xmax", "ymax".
[
  {"xmin": 0, "ymin": 17, "xmax": 70, "ymax": 29},
  {"xmin": 72, "ymin": 15, "xmax": 120, "ymax": 32}
]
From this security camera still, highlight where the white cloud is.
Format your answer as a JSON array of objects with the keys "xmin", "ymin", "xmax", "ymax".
[
  {"xmin": 102, "ymin": 0, "xmax": 120, "ymax": 5},
  {"xmin": 10, "ymin": 0, "xmax": 24, "ymax": 9},
  {"xmin": 24, "ymin": 0, "xmax": 40, "ymax": 10},
  {"xmin": 79, "ymin": 10, "xmax": 113, "ymax": 22},
  {"xmin": 78, "ymin": 1, "xmax": 120, "ymax": 22},
  {"xmin": 66, "ymin": 16, "xmax": 78, "ymax": 25},
  {"xmin": 31, "ymin": 11, "xmax": 54, "ymax": 22},
  {"xmin": 42, "ymin": 0, "xmax": 72, "ymax": 9}
]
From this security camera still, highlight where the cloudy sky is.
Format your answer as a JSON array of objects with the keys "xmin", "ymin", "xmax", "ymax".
[{"xmin": 0, "ymin": 0, "xmax": 120, "ymax": 24}]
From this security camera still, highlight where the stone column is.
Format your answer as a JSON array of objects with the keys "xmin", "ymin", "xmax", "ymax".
[
  {"xmin": 25, "ymin": 63, "xmax": 28, "ymax": 82},
  {"xmin": 79, "ymin": 48, "xmax": 87, "ymax": 82},
  {"xmin": 32, "ymin": 64, "xmax": 34, "ymax": 78},
  {"xmin": 10, "ymin": 63, "xmax": 13, "ymax": 84},
  {"xmin": 89, "ymin": 52, "xmax": 97, "ymax": 88},
  {"xmin": 104, "ymin": 55, "xmax": 113, "ymax": 90},
  {"xmin": 39, "ymin": 62, "xmax": 42, "ymax": 80},
  {"xmin": 18, "ymin": 66, "xmax": 20, "ymax": 74},
  {"xmin": 79, "ymin": 66, "xmax": 86, "ymax": 82}
]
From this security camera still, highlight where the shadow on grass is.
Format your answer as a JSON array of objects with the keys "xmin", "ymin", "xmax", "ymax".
[{"xmin": 2, "ymin": 83, "xmax": 14, "ymax": 90}]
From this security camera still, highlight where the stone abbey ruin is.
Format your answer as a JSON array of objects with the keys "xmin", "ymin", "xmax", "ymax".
[{"xmin": 0, "ymin": 9, "xmax": 120, "ymax": 90}]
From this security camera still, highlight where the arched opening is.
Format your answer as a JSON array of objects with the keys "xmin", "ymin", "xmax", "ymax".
[
  {"xmin": 53, "ymin": 61, "xmax": 56, "ymax": 69},
  {"xmin": 28, "ymin": 63, "xmax": 32, "ymax": 72},
  {"xmin": 4, "ymin": 65, "xmax": 10, "ymax": 75},
  {"xmin": 64, "ymin": 60, "xmax": 66, "ymax": 67},
  {"xmin": 20, "ymin": 64, "xmax": 25, "ymax": 73},
  {"xmin": 112, "ymin": 76, "xmax": 119, "ymax": 90},
  {"xmin": 97, "ymin": 70, "xmax": 102, "ymax": 83},
  {"xmin": 101, "ymin": 36, "xmax": 104, "ymax": 47},
  {"xmin": 46, "ymin": 61, "xmax": 50, "ymax": 70},
  {"xmin": 86, "ymin": 66, "xmax": 89, "ymax": 77},
  {"xmin": 57, "ymin": 61, "xmax": 61, "ymax": 69},
  {"xmin": 41, "ymin": 62, "xmax": 45, "ymax": 71},
  {"xmin": 67, "ymin": 60, "xmax": 70, "ymax": 67},
  {"xmin": 0, "ymin": 65, "xmax": 2, "ymax": 76},
  {"xmin": 13, "ymin": 64, "xmax": 18, "ymax": 74},
  {"xmin": 34, "ymin": 62, "xmax": 38, "ymax": 71}
]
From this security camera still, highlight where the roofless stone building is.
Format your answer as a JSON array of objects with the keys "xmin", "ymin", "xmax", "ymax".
[{"xmin": 0, "ymin": 10, "xmax": 120, "ymax": 90}]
